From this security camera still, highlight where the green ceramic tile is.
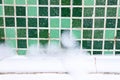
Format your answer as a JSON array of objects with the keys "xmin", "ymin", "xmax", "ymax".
[
  {"xmin": 84, "ymin": 0, "xmax": 94, "ymax": 5},
  {"xmin": 82, "ymin": 40, "xmax": 92, "ymax": 49},
  {"xmin": 0, "ymin": 39, "xmax": 4, "ymax": 43},
  {"xmin": 28, "ymin": 29, "xmax": 38, "ymax": 38},
  {"xmin": 6, "ymin": 39, "xmax": 16, "ymax": 48},
  {"xmin": 84, "ymin": 8, "xmax": 93, "ymax": 17},
  {"xmin": 17, "ymin": 29, "xmax": 26, "ymax": 37},
  {"xmin": 17, "ymin": 39, "xmax": 27, "ymax": 48},
  {"xmin": 117, "ymin": 30, "xmax": 120, "ymax": 39},
  {"xmin": 6, "ymin": 28, "xmax": 15, "ymax": 38},
  {"xmin": 50, "ymin": 40, "xmax": 59, "ymax": 46},
  {"xmin": 104, "ymin": 51, "xmax": 113, "ymax": 55},
  {"xmin": 16, "ymin": 0, "xmax": 25, "ymax": 4},
  {"xmin": 50, "ymin": 30, "xmax": 59, "ymax": 38},
  {"xmin": 61, "ymin": 19, "xmax": 70, "ymax": 28},
  {"xmin": 105, "ymin": 30, "xmax": 115, "ymax": 39},
  {"xmin": 28, "ymin": 7, "xmax": 37, "ymax": 16},
  {"xmin": 96, "ymin": 0, "xmax": 106, "ymax": 5},
  {"xmin": 17, "ymin": 18, "xmax": 26, "ymax": 27},
  {"xmin": 107, "ymin": 0, "xmax": 117, "ymax": 5},
  {"xmin": 0, "ymin": 17, "xmax": 3, "ymax": 26},
  {"xmin": 106, "ymin": 19, "xmax": 116, "ymax": 28},
  {"xmin": 93, "ymin": 51, "xmax": 102, "ymax": 55},
  {"xmin": 61, "ymin": 0, "xmax": 70, "ymax": 5},
  {"xmin": 93, "ymin": 41, "xmax": 103, "ymax": 49},
  {"xmin": 83, "ymin": 30, "xmax": 92, "ymax": 39},
  {"xmin": 39, "ymin": 18, "xmax": 48, "ymax": 27},
  {"xmin": 107, "ymin": 7, "xmax": 117, "ymax": 17},
  {"xmin": 95, "ymin": 7, "xmax": 105, "ymax": 17},
  {"xmin": 39, "ymin": 7, "xmax": 48, "ymax": 16},
  {"xmin": 4, "ymin": 0, "xmax": 14, "ymax": 4},
  {"xmin": 5, "ymin": 17, "xmax": 15, "ymax": 27},
  {"xmin": 73, "ymin": 0, "xmax": 82, "ymax": 5},
  {"xmin": 50, "ymin": 18, "xmax": 59, "ymax": 28},
  {"xmin": 95, "ymin": 19, "xmax": 104, "ymax": 28},
  {"xmin": 61, "ymin": 8, "xmax": 70, "ymax": 17},
  {"xmin": 18, "ymin": 50, "xmax": 26, "ymax": 55},
  {"xmin": 0, "ymin": 28, "xmax": 4, "ymax": 39},
  {"xmin": 83, "ymin": 19, "xmax": 93, "ymax": 28},
  {"xmin": 72, "ymin": 30, "xmax": 81, "ymax": 39},
  {"xmin": 50, "ymin": 7, "xmax": 59, "ymax": 16},
  {"xmin": 115, "ymin": 51, "xmax": 120, "ymax": 55},
  {"xmin": 39, "ymin": 40, "xmax": 48, "ymax": 45},
  {"xmin": 72, "ymin": 8, "xmax": 82, "ymax": 17},
  {"xmin": 27, "ymin": 0, "xmax": 37, "ymax": 5},
  {"xmin": 0, "ymin": 6, "xmax": 3, "ymax": 16},
  {"xmin": 39, "ymin": 29, "xmax": 48, "ymax": 38},
  {"xmin": 39, "ymin": 0, "xmax": 48, "ymax": 5},
  {"xmin": 104, "ymin": 41, "xmax": 114, "ymax": 49},
  {"xmin": 117, "ymin": 19, "xmax": 120, "ymax": 28},
  {"xmin": 28, "ymin": 40, "xmax": 38, "ymax": 47},
  {"xmin": 28, "ymin": 18, "xmax": 37, "ymax": 27},
  {"xmin": 16, "ymin": 7, "xmax": 26, "ymax": 16},
  {"xmin": 118, "ymin": 8, "xmax": 120, "ymax": 17},
  {"xmin": 116, "ymin": 41, "xmax": 120, "ymax": 49},
  {"xmin": 0, "ymin": 0, "xmax": 2, "ymax": 4},
  {"xmin": 72, "ymin": 19, "xmax": 81, "ymax": 28},
  {"xmin": 50, "ymin": 0, "xmax": 59, "ymax": 5},
  {"xmin": 94, "ymin": 30, "xmax": 103, "ymax": 39},
  {"xmin": 5, "ymin": 6, "xmax": 14, "ymax": 16}
]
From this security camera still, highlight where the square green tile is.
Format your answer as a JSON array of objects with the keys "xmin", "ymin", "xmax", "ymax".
[
  {"xmin": 50, "ymin": 40, "xmax": 59, "ymax": 46},
  {"xmin": 105, "ymin": 30, "xmax": 115, "ymax": 39},
  {"xmin": 17, "ymin": 39, "xmax": 27, "ymax": 48},
  {"xmin": 0, "ymin": 17, "xmax": 3, "ymax": 26},
  {"xmin": 84, "ymin": 0, "xmax": 94, "ymax": 5},
  {"xmin": 118, "ymin": 8, "xmax": 120, "ymax": 17},
  {"xmin": 72, "ymin": 8, "xmax": 82, "ymax": 17},
  {"xmin": 95, "ymin": 7, "xmax": 105, "ymax": 17},
  {"xmin": 17, "ymin": 29, "xmax": 26, "ymax": 37},
  {"xmin": 61, "ymin": 8, "xmax": 70, "ymax": 17},
  {"xmin": 50, "ymin": 7, "xmax": 59, "ymax": 16},
  {"xmin": 50, "ymin": 18, "xmax": 59, "ymax": 28},
  {"xmin": 115, "ymin": 51, "xmax": 120, "ymax": 55},
  {"xmin": 73, "ymin": 0, "xmax": 82, "ymax": 5},
  {"xmin": 104, "ymin": 51, "xmax": 113, "ymax": 55},
  {"xmin": 107, "ymin": 0, "xmax": 117, "ymax": 5},
  {"xmin": 83, "ymin": 19, "xmax": 93, "ymax": 28},
  {"xmin": 0, "ymin": 39, "xmax": 4, "ymax": 43},
  {"xmin": 72, "ymin": 30, "xmax": 81, "ymax": 39},
  {"xmin": 84, "ymin": 8, "xmax": 93, "ymax": 17},
  {"xmin": 39, "ymin": 40, "xmax": 48, "ymax": 45},
  {"xmin": 16, "ymin": 0, "xmax": 25, "ymax": 4},
  {"xmin": 28, "ymin": 29, "xmax": 38, "ymax": 38},
  {"xmin": 39, "ymin": 29, "xmax": 48, "ymax": 38},
  {"xmin": 95, "ymin": 19, "xmax": 104, "ymax": 28},
  {"xmin": 4, "ymin": 0, "xmax": 14, "ymax": 4},
  {"xmin": 83, "ymin": 30, "xmax": 92, "ymax": 39},
  {"xmin": 6, "ymin": 28, "xmax": 15, "ymax": 38},
  {"xmin": 93, "ymin": 51, "xmax": 102, "ymax": 55},
  {"xmin": 5, "ymin": 17, "xmax": 15, "ymax": 27},
  {"xmin": 96, "ymin": 0, "xmax": 106, "ymax": 5},
  {"xmin": 0, "ymin": 0, "xmax": 2, "ymax": 4},
  {"xmin": 6, "ymin": 39, "xmax": 16, "ymax": 48},
  {"xmin": 0, "ymin": 6, "xmax": 3, "ymax": 16},
  {"xmin": 39, "ymin": 18, "xmax": 48, "ymax": 27},
  {"xmin": 104, "ymin": 41, "xmax": 114, "ymax": 49},
  {"xmin": 61, "ymin": 0, "xmax": 70, "ymax": 5},
  {"xmin": 39, "ymin": 0, "xmax": 48, "ymax": 5},
  {"xmin": 5, "ymin": 6, "xmax": 14, "ymax": 16},
  {"xmin": 27, "ymin": 0, "xmax": 37, "ymax": 5},
  {"xmin": 117, "ymin": 19, "xmax": 120, "ymax": 28},
  {"xmin": 28, "ymin": 40, "xmax": 38, "ymax": 47},
  {"xmin": 28, "ymin": 18, "xmax": 37, "ymax": 27},
  {"xmin": 94, "ymin": 30, "xmax": 103, "ymax": 39},
  {"xmin": 116, "ymin": 41, "xmax": 120, "ymax": 49},
  {"xmin": 50, "ymin": 0, "xmax": 59, "ymax": 5},
  {"xmin": 106, "ymin": 19, "xmax": 116, "ymax": 28},
  {"xmin": 17, "ymin": 18, "xmax": 26, "ymax": 27},
  {"xmin": 72, "ymin": 19, "xmax": 81, "ymax": 28},
  {"xmin": 93, "ymin": 41, "xmax": 103, "ymax": 49},
  {"xmin": 16, "ymin": 7, "xmax": 26, "ymax": 16},
  {"xmin": 28, "ymin": 7, "xmax": 37, "ymax": 16},
  {"xmin": 0, "ymin": 28, "xmax": 4, "ymax": 39},
  {"xmin": 61, "ymin": 19, "xmax": 70, "ymax": 28},
  {"xmin": 82, "ymin": 40, "xmax": 92, "ymax": 49},
  {"xmin": 117, "ymin": 30, "xmax": 120, "ymax": 39},
  {"xmin": 50, "ymin": 30, "xmax": 59, "ymax": 38},
  {"xmin": 107, "ymin": 7, "xmax": 117, "ymax": 17},
  {"xmin": 39, "ymin": 7, "xmax": 48, "ymax": 16},
  {"xmin": 17, "ymin": 50, "xmax": 26, "ymax": 55}
]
